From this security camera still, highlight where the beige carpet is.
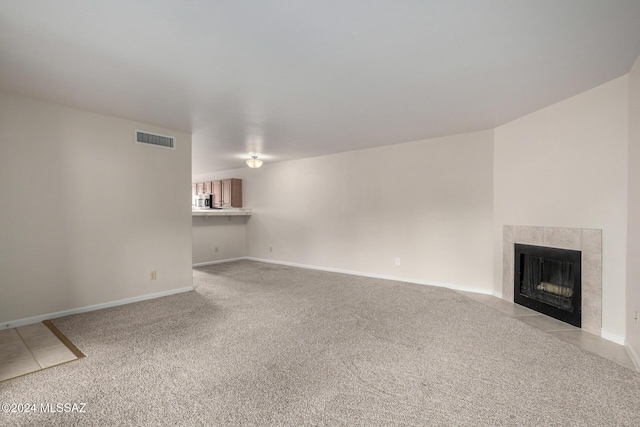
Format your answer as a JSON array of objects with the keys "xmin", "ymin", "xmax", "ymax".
[{"xmin": 1, "ymin": 260, "xmax": 639, "ymax": 425}]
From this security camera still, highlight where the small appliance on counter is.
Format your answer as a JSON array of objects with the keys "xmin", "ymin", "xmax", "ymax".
[{"xmin": 194, "ymin": 194, "xmax": 213, "ymax": 209}]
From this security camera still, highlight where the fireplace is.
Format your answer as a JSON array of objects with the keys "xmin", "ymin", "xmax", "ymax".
[
  {"xmin": 502, "ymin": 226, "xmax": 601, "ymax": 335},
  {"xmin": 514, "ymin": 244, "xmax": 582, "ymax": 327}
]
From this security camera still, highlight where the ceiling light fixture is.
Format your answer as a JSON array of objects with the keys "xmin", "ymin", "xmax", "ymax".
[{"xmin": 246, "ymin": 155, "xmax": 263, "ymax": 168}]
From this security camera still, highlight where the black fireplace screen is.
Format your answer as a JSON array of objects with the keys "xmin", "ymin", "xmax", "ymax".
[{"xmin": 514, "ymin": 244, "xmax": 581, "ymax": 327}]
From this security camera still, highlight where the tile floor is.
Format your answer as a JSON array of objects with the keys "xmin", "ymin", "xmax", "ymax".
[
  {"xmin": 0, "ymin": 322, "xmax": 79, "ymax": 382},
  {"xmin": 459, "ymin": 291, "xmax": 638, "ymax": 372}
]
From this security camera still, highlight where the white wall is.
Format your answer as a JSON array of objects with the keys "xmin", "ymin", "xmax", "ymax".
[
  {"xmin": 0, "ymin": 92, "xmax": 193, "ymax": 325},
  {"xmin": 627, "ymin": 55, "xmax": 640, "ymax": 359},
  {"xmin": 194, "ymin": 70, "xmax": 636, "ymax": 348},
  {"xmin": 192, "ymin": 216, "xmax": 247, "ymax": 264},
  {"xmin": 494, "ymin": 76, "xmax": 629, "ymax": 338},
  {"xmin": 196, "ymin": 131, "xmax": 495, "ymax": 291}
]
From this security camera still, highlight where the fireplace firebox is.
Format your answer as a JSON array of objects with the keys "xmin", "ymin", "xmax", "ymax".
[{"xmin": 514, "ymin": 244, "xmax": 581, "ymax": 328}]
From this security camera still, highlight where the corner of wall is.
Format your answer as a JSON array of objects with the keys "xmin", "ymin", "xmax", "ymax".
[{"xmin": 626, "ymin": 53, "xmax": 640, "ymax": 360}]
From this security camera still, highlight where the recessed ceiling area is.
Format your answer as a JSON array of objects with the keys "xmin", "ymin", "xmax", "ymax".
[{"xmin": 2, "ymin": 1, "xmax": 640, "ymax": 174}]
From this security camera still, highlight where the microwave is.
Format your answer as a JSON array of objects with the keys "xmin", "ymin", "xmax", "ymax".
[{"xmin": 195, "ymin": 195, "xmax": 212, "ymax": 208}]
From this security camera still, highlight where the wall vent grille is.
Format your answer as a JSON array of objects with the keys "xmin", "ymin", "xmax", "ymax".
[{"xmin": 136, "ymin": 130, "xmax": 175, "ymax": 149}]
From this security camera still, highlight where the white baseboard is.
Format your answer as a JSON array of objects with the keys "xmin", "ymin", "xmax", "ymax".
[
  {"xmin": 192, "ymin": 257, "xmax": 247, "ymax": 267},
  {"xmin": 245, "ymin": 257, "xmax": 493, "ymax": 295},
  {"xmin": 1, "ymin": 286, "xmax": 194, "ymax": 330},
  {"xmin": 600, "ymin": 329, "xmax": 625, "ymax": 345},
  {"xmin": 625, "ymin": 341, "xmax": 640, "ymax": 371}
]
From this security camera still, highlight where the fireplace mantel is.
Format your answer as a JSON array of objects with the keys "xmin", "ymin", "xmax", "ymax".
[{"xmin": 502, "ymin": 226, "xmax": 602, "ymax": 335}]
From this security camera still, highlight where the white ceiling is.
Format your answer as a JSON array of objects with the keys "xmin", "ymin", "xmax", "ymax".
[{"xmin": 2, "ymin": 1, "xmax": 640, "ymax": 174}]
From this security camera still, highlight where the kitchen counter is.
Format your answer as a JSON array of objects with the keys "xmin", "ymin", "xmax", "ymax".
[{"xmin": 192, "ymin": 208, "xmax": 252, "ymax": 217}]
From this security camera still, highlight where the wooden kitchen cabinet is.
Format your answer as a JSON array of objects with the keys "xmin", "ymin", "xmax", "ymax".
[
  {"xmin": 194, "ymin": 179, "xmax": 242, "ymax": 207},
  {"xmin": 194, "ymin": 182, "xmax": 213, "ymax": 196},
  {"xmin": 220, "ymin": 178, "xmax": 242, "ymax": 207},
  {"xmin": 221, "ymin": 179, "xmax": 232, "ymax": 207},
  {"xmin": 211, "ymin": 181, "xmax": 221, "ymax": 207},
  {"xmin": 195, "ymin": 182, "xmax": 205, "ymax": 195}
]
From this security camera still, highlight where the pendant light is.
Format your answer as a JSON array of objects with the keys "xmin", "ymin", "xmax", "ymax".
[{"xmin": 246, "ymin": 155, "xmax": 263, "ymax": 168}]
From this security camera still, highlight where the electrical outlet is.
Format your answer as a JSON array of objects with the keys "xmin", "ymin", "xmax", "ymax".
[
  {"xmin": 395, "ymin": 258, "xmax": 401, "ymax": 266},
  {"xmin": 150, "ymin": 271, "xmax": 157, "ymax": 280},
  {"xmin": 215, "ymin": 247, "xmax": 219, "ymax": 253},
  {"xmin": 270, "ymin": 247, "xmax": 273, "ymax": 253}
]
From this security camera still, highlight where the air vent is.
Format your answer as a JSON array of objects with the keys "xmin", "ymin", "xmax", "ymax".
[{"xmin": 135, "ymin": 130, "xmax": 175, "ymax": 149}]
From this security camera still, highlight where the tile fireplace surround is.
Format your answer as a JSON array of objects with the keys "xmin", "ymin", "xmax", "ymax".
[{"xmin": 502, "ymin": 226, "xmax": 602, "ymax": 336}]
